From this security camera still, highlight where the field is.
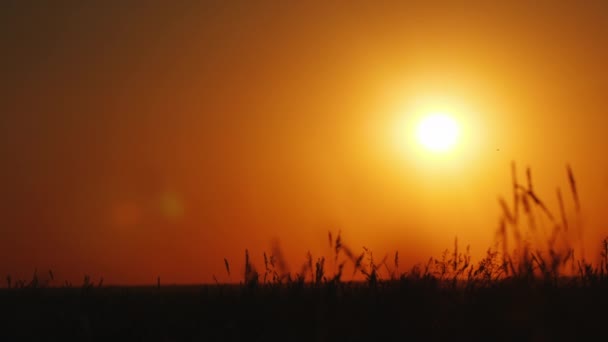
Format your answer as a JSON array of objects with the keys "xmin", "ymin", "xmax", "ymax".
[
  {"xmin": 3, "ymin": 277, "xmax": 608, "ymax": 341},
  {"xmin": 3, "ymin": 165, "xmax": 608, "ymax": 341}
]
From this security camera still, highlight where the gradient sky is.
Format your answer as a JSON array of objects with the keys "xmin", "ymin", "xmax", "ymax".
[{"xmin": 2, "ymin": 2, "xmax": 608, "ymax": 284}]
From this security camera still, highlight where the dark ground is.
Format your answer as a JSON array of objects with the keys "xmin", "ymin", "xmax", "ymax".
[{"xmin": 2, "ymin": 280, "xmax": 607, "ymax": 341}]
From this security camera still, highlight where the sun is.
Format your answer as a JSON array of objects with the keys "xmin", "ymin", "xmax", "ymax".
[{"xmin": 416, "ymin": 114, "xmax": 460, "ymax": 152}]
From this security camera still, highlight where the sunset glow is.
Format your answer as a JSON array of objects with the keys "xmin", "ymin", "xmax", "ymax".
[
  {"xmin": 1, "ymin": 2, "xmax": 608, "ymax": 288},
  {"xmin": 6, "ymin": 3, "xmax": 608, "ymax": 340}
]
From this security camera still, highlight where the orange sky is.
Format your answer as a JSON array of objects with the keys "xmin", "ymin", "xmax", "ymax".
[{"xmin": 2, "ymin": 2, "xmax": 608, "ymax": 284}]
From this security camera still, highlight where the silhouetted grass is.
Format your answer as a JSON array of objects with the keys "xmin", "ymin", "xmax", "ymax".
[{"xmin": 2, "ymin": 163, "xmax": 608, "ymax": 341}]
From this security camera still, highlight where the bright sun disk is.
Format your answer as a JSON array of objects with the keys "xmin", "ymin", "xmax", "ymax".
[{"xmin": 416, "ymin": 114, "xmax": 460, "ymax": 152}]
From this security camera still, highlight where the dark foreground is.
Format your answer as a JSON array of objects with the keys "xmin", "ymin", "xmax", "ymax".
[{"xmin": 2, "ymin": 280, "xmax": 607, "ymax": 341}]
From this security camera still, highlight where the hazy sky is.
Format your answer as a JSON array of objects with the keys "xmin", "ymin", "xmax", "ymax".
[{"xmin": 2, "ymin": 2, "xmax": 608, "ymax": 284}]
